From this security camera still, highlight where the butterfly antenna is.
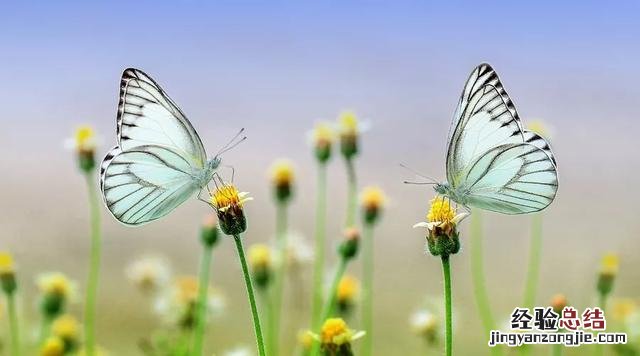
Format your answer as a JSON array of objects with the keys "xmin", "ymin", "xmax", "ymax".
[
  {"xmin": 215, "ymin": 128, "xmax": 247, "ymax": 157},
  {"xmin": 403, "ymin": 180, "xmax": 436, "ymax": 185},
  {"xmin": 399, "ymin": 163, "xmax": 439, "ymax": 184}
]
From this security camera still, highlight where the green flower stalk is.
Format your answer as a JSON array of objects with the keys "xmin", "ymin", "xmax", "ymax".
[
  {"xmin": 359, "ymin": 186, "xmax": 385, "ymax": 356},
  {"xmin": 269, "ymin": 159, "xmax": 295, "ymax": 356},
  {"xmin": 249, "ymin": 244, "xmax": 275, "ymax": 355},
  {"xmin": 192, "ymin": 215, "xmax": 220, "ymax": 356},
  {"xmin": 595, "ymin": 253, "xmax": 618, "ymax": 356},
  {"xmin": 469, "ymin": 211, "xmax": 500, "ymax": 356},
  {"xmin": 338, "ymin": 111, "xmax": 360, "ymax": 228},
  {"xmin": 311, "ymin": 122, "xmax": 334, "ymax": 331},
  {"xmin": 209, "ymin": 182, "xmax": 265, "ymax": 356},
  {"xmin": 414, "ymin": 197, "xmax": 468, "ymax": 356},
  {"xmin": 311, "ymin": 228, "xmax": 360, "ymax": 356},
  {"xmin": 0, "ymin": 252, "xmax": 20, "ymax": 356},
  {"xmin": 69, "ymin": 125, "xmax": 101, "ymax": 356},
  {"xmin": 550, "ymin": 294, "xmax": 568, "ymax": 356},
  {"xmin": 523, "ymin": 213, "xmax": 543, "ymax": 309}
]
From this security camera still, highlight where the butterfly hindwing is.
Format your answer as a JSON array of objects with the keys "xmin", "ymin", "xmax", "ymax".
[
  {"xmin": 117, "ymin": 68, "xmax": 207, "ymax": 168},
  {"xmin": 100, "ymin": 145, "xmax": 199, "ymax": 225}
]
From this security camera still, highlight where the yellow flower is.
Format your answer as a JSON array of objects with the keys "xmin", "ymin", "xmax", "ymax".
[
  {"xmin": 52, "ymin": 314, "xmax": 80, "ymax": 343},
  {"xmin": 270, "ymin": 159, "xmax": 295, "ymax": 187},
  {"xmin": 0, "ymin": 252, "xmax": 14, "ymax": 275},
  {"xmin": 337, "ymin": 274, "xmax": 359, "ymax": 305},
  {"xmin": 298, "ymin": 329, "xmax": 314, "ymax": 351},
  {"xmin": 361, "ymin": 186, "xmax": 386, "ymax": 224},
  {"xmin": 526, "ymin": 120, "xmax": 553, "ymax": 140},
  {"xmin": 37, "ymin": 272, "xmax": 74, "ymax": 298},
  {"xmin": 248, "ymin": 244, "xmax": 272, "ymax": 269},
  {"xmin": 600, "ymin": 253, "xmax": 619, "ymax": 276},
  {"xmin": 413, "ymin": 196, "xmax": 467, "ymax": 231},
  {"xmin": 612, "ymin": 299, "xmax": 637, "ymax": 322},
  {"xmin": 40, "ymin": 336, "xmax": 65, "ymax": 356},
  {"xmin": 320, "ymin": 318, "xmax": 364, "ymax": 346},
  {"xmin": 210, "ymin": 183, "xmax": 252, "ymax": 235},
  {"xmin": 550, "ymin": 294, "xmax": 568, "ymax": 314},
  {"xmin": 339, "ymin": 111, "xmax": 359, "ymax": 136},
  {"xmin": 410, "ymin": 310, "xmax": 438, "ymax": 341}
]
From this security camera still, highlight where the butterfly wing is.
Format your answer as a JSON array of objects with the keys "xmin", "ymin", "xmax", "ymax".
[
  {"xmin": 446, "ymin": 63, "xmax": 558, "ymax": 213},
  {"xmin": 117, "ymin": 68, "xmax": 207, "ymax": 168},
  {"xmin": 100, "ymin": 145, "xmax": 199, "ymax": 225},
  {"xmin": 461, "ymin": 143, "xmax": 558, "ymax": 214}
]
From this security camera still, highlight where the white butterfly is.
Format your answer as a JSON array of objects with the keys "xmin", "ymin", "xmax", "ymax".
[
  {"xmin": 430, "ymin": 63, "xmax": 558, "ymax": 214},
  {"xmin": 100, "ymin": 68, "xmax": 241, "ymax": 226}
]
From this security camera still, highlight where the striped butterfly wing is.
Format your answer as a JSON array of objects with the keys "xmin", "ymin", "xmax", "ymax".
[
  {"xmin": 446, "ymin": 63, "xmax": 558, "ymax": 214},
  {"xmin": 117, "ymin": 68, "xmax": 207, "ymax": 168},
  {"xmin": 461, "ymin": 143, "xmax": 557, "ymax": 214},
  {"xmin": 100, "ymin": 68, "xmax": 208, "ymax": 225},
  {"xmin": 100, "ymin": 145, "xmax": 199, "ymax": 225}
]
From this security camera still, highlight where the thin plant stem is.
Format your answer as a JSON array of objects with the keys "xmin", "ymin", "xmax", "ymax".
[
  {"xmin": 7, "ymin": 292, "xmax": 20, "ymax": 356},
  {"xmin": 595, "ymin": 293, "xmax": 607, "ymax": 356},
  {"xmin": 553, "ymin": 342, "xmax": 563, "ymax": 356},
  {"xmin": 233, "ymin": 235, "xmax": 267, "ymax": 356},
  {"xmin": 362, "ymin": 222, "xmax": 374, "ymax": 356},
  {"xmin": 192, "ymin": 243, "xmax": 214, "ymax": 356},
  {"xmin": 345, "ymin": 158, "xmax": 357, "ymax": 228},
  {"xmin": 311, "ymin": 257, "xmax": 349, "ymax": 356},
  {"xmin": 311, "ymin": 163, "xmax": 328, "ymax": 330},
  {"xmin": 260, "ymin": 289, "xmax": 275, "ymax": 356},
  {"xmin": 83, "ymin": 172, "xmax": 102, "ymax": 356},
  {"xmin": 270, "ymin": 201, "xmax": 288, "ymax": 356},
  {"xmin": 39, "ymin": 316, "xmax": 53, "ymax": 346},
  {"xmin": 523, "ymin": 213, "xmax": 543, "ymax": 309},
  {"xmin": 442, "ymin": 255, "xmax": 453, "ymax": 356},
  {"xmin": 470, "ymin": 212, "xmax": 501, "ymax": 356}
]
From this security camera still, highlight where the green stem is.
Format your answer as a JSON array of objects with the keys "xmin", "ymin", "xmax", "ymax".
[
  {"xmin": 192, "ymin": 243, "xmax": 214, "ymax": 356},
  {"xmin": 233, "ymin": 235, "xmax": 267, "ymax": 356},
  {"xmin": 311, "ymin": 257, "xmax": 349, "ymax": 356},
  {"xmin": 553, "ymin": 342, "xmax": 562, "ymax": 356},
  {"xmin": 311, "ymin": 163, "xmax": 328, "ymax": 330},
  {"xmin": 523, "ymin": 214, "xmax": 543, "ymax": 309},
  {"xmin": 260, "ymin": 289, "xmax": 275, "ymax": 356},
  {"xmin": 595, "ymin": 293, "xmax": 607, "ymax": 356},
  {"xmin": 7, "ymin": 292, "xmax": 20, "ymax": 356},
  {"xmin": 442, "ymin": 255, "xmax": 453, "ymax": 356},
  {"xmin": 39, "ymin": 316, "xmax": 52, "ymax": 346},
  {"xmin": 362, "ymin": 223, "xmax": 374, "ymax": 356},
  {"xmin": 345, "ymin": 158, "xmax": 357, "ymax": 228},
  {"xmin": 470, "ymin": 212, "xmax": 501, "ymax": 356},
  {"xmin": 83, "ymin": 172, "xmax": 102, "ymax": 356},
  {"xmin": 270, "ymin": 202, "xmax": 288, "ymax": 356}
]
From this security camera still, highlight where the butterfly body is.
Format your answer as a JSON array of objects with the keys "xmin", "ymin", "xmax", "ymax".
[
  {"xmin": 434, "ymin": 63, "xmax": 558, "ymax": 215},
  {"xmin": 100, "ymin": 68, "xmax": 224, "ymax": 226}
]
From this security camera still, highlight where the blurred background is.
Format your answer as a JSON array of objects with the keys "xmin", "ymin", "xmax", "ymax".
[{"xmin": 1, "ymin": 1, "xmax": 639, "ymax": 354}]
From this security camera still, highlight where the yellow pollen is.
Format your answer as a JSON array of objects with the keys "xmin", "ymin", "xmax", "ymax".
[
  {"xmin": 427, "ymin": 197, "xmax": 456, "ymax": 224},
  {"xmin": 321, "ymin": 318, "xmax": 351, "ymax": 345},
  {"xmin": 39, "ymin": 273, "xmax": 71, "ymax": 297},
  {"xmin": 270, "ymin": 160, "xmax": 295, "ymax": 186},
  {"xmin": 0, "ymin": 252, "xmax": 14, "ymax": 273},
  {"xmin": 313, "ymin": 122, "xmax": 334, "ymax": 145},
  {"xmin": 600, "ymin": 253, "xmax": 619, "ymax": 276},
  {"xmin": 361, "ymin": 186, "xmax": 385, "ymax": 210},
  {"xmin": 337, "ymin": 275, "xmax": 359, "ymax": 302},
  {"xmin": 40, "ymin": 337, "xmax": 65, "ymax": 356},
  {"xmin": 212, "ymin": 185, "xmax": 243, "ymax": 211},
  {"xmin": 339, "ymin": 111, "xmax": 358, "ymax": 135},
  {"xmin": 52, "ymin": 315, "xmax": 80, "ymax": 340},
  {"xmin": 74, "ymin": 126, "xmax": 95, "ymax": 150},
  {"xmin": 248, "ymin": 244, "xmax": 272, "ymax": 269}
]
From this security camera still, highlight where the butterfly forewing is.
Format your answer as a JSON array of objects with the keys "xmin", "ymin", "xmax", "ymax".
[{"xmin": 117, "ymin": 68, "xmax": 207, "ymax": 168}]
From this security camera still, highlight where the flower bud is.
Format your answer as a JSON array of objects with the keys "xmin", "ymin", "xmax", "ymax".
[
  {"xmin": 338, "ymin": 111, "xmax": 359, "ymax": 160},
  {"xmin": 413, "ymin": 197, "xmax": 467, "ymax": 258},
  {"xmin": 200, "ymin": 214, "xmax": 220, "ymax": 247},
  {"xmin": 339, "ymin": 228, "xmax": 360, "ymax": 260},
  {"xmin": 336, "ymin": 275, "xmax": 359, "ymax": 315},
  {"xmin": 550, "ymin": 294, "xmax": 568, "ymax": 314},
  {"xmin": 597, "ymin": 253, "xmax": 618, "ymax": 297},
  {"xmin": 318, "ymin": 318, "xmax": 364, "ymax": 356},
  {"xmin": 210, "ymin": 185, "xmax": 252, "ymax": 236},
  {"xmin": 0, "ymin": 252, "xmax": 17, "ymax": 295},
  {"xmin": 312, "ymin": 122, "xmax": 334, "ymax": 164},
  {"xmin": 248, "ymin": 244, "xmax": 273, "ymax": 289},
  {"xmin": 269, "ymin": 160, "xmax": 295, "ymax": 203},
  {"xmin": 360, "ymin": 186, "xmax": 385, "ymax": 225}
]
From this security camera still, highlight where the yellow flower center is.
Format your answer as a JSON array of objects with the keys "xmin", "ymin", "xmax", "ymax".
[
  {"xmin": 337, "ymin": 275, "xmax": 359, "ymax": 302},
  {"xmin": 313, "ymin": 122, "xmax": 334, "ymax": 146},
  {"xmin": 52, "ymin": 315, "xmax": 80, "ymax": 340},
  {"xmin": 175, "ymin": 276, "xmax": 200, "ymax": 303},
  {"xmin": 361, "ymin": 186, "xmax": 385, "ymax": 210},
  {"xmin": 298, "ymin": 330, "xmax": 314, "ymax": 350},
  {"xmin": 39, "ymin": 273, "xmax": 71, "ymax": 297},
  {"xmin": 339, "ymin": 111, "xmax": 358, "ymax": 135},
  {"xmin": 270, "ymin": 160, "xmax": 295, "ymax": 186},
  {"xmin": 41, "ymin": 337, "xmax": 65, "ymax": 356},
  {"xmin": 612, "ymin": 299, "xmax": 637, "ymax": 321},
  {"xmin": 211, "ymin": 185, "xmax": 244, "ymax": 211},
  {"xmin": 0, "ymin": 252, "xmax": 14, "ymax": 274},
  {"xmin": 74, "ymin": 126, "xmax": 96, "ymax": 151},
  {"xmin": 600, "ymin": 253, "xmax": 619, "ymax": 276},
  {"xmin": 248, "ymin": 244, "xmax": 272, "ymax": 269},
  {"xmin": 427, "ymin": 197, "xmax": 456, "ymax": 224},
  {"xmin": 321, "ymin": 318, "xmax": 352, "ymax": 345}
]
